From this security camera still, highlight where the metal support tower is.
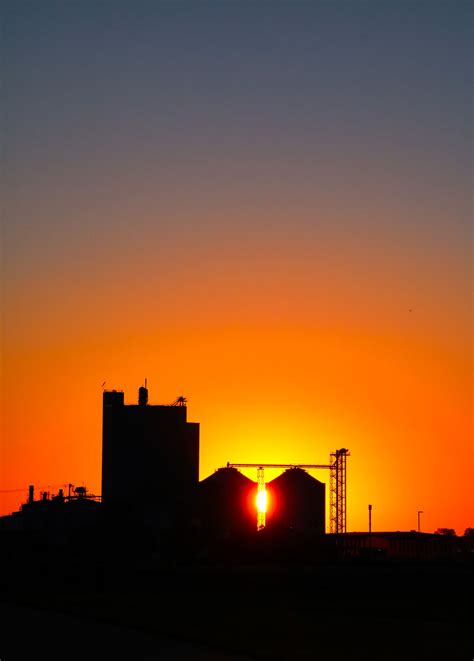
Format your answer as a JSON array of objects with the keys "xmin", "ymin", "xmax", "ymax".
[
  {"xmin": 329, "ymin": 448, "xmax": 349, "ymax": 534},
  {"xmin": 257, "ymin": 467, "xmax": 266, "ymax": 530}
]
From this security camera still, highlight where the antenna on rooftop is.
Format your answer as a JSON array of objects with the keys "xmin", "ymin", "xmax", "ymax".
[{"xmin": 138, "ymin": 379, "xmax": 149, "ymax": 406}]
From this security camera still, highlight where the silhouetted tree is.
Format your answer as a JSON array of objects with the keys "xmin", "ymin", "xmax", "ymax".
[
  {"xmin": 463, "ymin": 527, "xmax": 474, "ymax": 537},
  {"xmin": 434, "ymin": 527, "xmax": 456, "ymax": 536}
]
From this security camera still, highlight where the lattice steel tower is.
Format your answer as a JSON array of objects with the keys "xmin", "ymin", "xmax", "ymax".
[{"xmin": 330, "ymin": 448, "xmax": 349, "ymax": 533}]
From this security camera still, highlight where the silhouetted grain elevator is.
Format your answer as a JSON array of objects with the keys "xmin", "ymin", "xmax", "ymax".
[{"xmin": 102, "ymin": 383, "xmax": 199, "ymax": 530}]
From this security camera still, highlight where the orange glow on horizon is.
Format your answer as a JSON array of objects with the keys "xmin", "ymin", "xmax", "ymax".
[
  {"xmin": 1, "ymin": 214, "xmax": 472, "ymax": 535},
  {"xmin": 1, "ymin": 319, "xmax": 472, "ymax": 535}
]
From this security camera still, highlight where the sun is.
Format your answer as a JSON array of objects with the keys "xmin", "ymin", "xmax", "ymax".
[{"xmin": 256, "ymin": 489, "xmax": 267, "ymax": 513}]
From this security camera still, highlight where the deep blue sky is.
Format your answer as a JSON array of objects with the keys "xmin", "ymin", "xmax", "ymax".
[{"xmin": 4, "ymin": 1, "xmax": 471, "ymax": 238}]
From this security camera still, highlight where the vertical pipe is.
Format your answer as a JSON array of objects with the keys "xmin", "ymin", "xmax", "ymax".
[{"xmin": 257, "ymin": 467, "xmax": 266, "ymax": 530}]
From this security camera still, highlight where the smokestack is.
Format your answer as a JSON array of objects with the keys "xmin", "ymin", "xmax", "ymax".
[{"xmin": 28, "ymin": 485, "xmax": 34, "ymax": 504}]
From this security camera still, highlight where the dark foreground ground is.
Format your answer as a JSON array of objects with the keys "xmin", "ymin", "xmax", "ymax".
[{"xmin": 1, "ymin": 554, "xmax": 472, "ymax": 661}]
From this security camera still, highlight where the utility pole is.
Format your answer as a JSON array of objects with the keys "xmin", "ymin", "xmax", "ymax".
[
  {"xmin": 417, "ymin": 510, "xmax": 423, "ymax": 532},
  {"xmin": 368, "ymin": 504, "xmax": 372, "ymax": 533}
]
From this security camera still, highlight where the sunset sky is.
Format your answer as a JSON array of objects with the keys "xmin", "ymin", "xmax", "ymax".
[{"xmin": 2, "ymin": 1, "xmax": 472, "ymax": 533}]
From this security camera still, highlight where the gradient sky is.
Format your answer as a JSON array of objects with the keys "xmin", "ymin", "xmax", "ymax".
[{"xmin": 2, "ymin": 0, "xmax": 472, "ymax": 533}]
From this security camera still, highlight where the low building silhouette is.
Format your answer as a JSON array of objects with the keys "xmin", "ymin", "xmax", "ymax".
[
  {"xmin": 331, "ymin": 531, "xmax": 465, "ymax": 562},
  {"xmin": 0, "ymin": 485, "xmax": 102, "ymax": 543}
]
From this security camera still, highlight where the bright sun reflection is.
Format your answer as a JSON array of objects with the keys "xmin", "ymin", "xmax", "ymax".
[{"xmin": 256, "ymin": 489, "xmax": 267, "ymax": 513}]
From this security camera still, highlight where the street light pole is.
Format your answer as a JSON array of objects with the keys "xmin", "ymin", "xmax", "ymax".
[
  {"xmin": 368, "ymin": 504, "xmax": 372, "ymax": 533},
  {"xmin": 417, "ymin": 510, "xmax": 423, "ymax": 532}
]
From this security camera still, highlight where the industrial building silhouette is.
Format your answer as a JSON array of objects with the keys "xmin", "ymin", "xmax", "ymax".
[{"xmin": 102, "ymin": 384, "xmax": 199, "ymax": 531}]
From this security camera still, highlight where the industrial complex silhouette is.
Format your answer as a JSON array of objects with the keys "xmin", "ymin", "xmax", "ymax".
[
  {"xmin": 102, "ymin": 382, "xmax": 334, "ymax": 537},
  {"xmin": 1, "ymin": 382, "xmax": 472, "ymax": 661},
  {"xmin": 1, "ymin": 382, "xmax": 470, "ymax": 563}
]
